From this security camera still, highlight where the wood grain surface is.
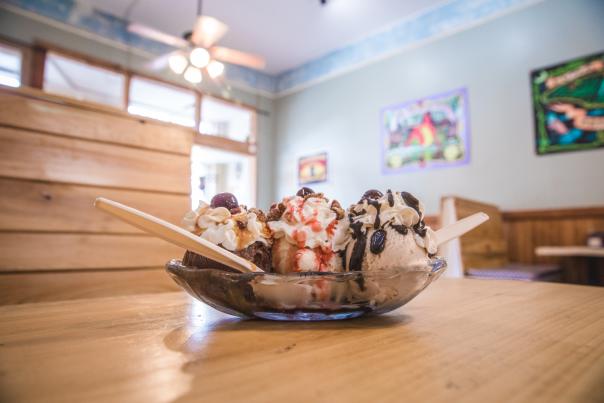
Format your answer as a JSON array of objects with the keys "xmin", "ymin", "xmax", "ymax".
[
  {"xmin": 449, "ymin": 197, "xmax": 509, "ymax": 269},
  {"xmin": 0, "ymin": 88, "xmax": 194, "ymax": 303},
  {"xmin": 505, "ymin": 211, "xmax": 604, "ymax": 265},
  {"xmin": 0, "ymin": 233, "xmax": 184, "ymax": 271},
  {"xmin": 0, "ymin": 178, "xmax": 190, "ymax": 233},
  {"xmin": 536, "ymin": 246, "xmax": 604, "ymax": 257},
  {"xmin": 0, "ymin": 127, "xmax": 191, "ymax": 194},
  {"xmin": 0, "ymin": 93, "xmax": 194, "ymax": 154},
  {"xmin": 0, "ymin": 268, "xmax": 179, "ymax": 304},
  {"xmin": 0, "ymin": 279, "xmax": 603, "ymax": 403}
]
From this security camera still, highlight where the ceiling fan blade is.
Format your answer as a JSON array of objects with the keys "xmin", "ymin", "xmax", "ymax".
[
  {"xmin": 191, "ymin": 16, "xmax": 229, "ymax": 48},
  {"xmin": 210, "ymin": 46, "xmax": 266, "ymax": 70},
  {"xmin": 144, "ymin": 52, "xmax": 174, "ymax": 71},
  {"xmin": 128, "ymin": 23, "xmax": 189, "ymax": 48}
]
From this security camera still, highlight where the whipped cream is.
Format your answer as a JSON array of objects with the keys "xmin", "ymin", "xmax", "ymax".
[
  {"xmin": 183, "ymin": 201, "xmax": 271, "ymax": 251},
  {"xmin": 350, "ymin": 191, "xmax": 437, "ymax": 255},
  {"xmin": 268, "ymin": 195, "xmax": 346, "ymax": 251}
]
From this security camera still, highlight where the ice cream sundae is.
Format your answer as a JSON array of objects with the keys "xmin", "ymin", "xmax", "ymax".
[{"xmin": 174, "ymin": 188, "xmax": 447, "ymax": 318}]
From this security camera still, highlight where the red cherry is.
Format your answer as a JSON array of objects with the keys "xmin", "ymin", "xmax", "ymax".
[
  {"xmin": 296, "ymin": 187, "xmax": 314, "ymax": 197},
  {"xmin": 210, "ymin": 193, "xmax": 239, "ymax": 210}
]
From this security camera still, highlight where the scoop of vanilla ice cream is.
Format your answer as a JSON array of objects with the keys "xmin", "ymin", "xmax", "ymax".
[
  {"xmin": 345, "ymin": 226, "xmax": 435, "ymax": 272},
  {"xmin": 344, "ymin": 190, "xmax": 437, "ymax": 272}
]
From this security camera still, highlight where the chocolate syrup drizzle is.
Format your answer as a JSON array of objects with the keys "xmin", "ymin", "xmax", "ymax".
[{"xmin": 346, "ymin": 190, "xmax": 430, "ymax": 273}]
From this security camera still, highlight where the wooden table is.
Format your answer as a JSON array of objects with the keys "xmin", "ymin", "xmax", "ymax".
[
  {"xmin": 535, "ymin": 246, "xmax": 604, "ymax": 258},
  {"xmin": 536, "ymin": 246, "xmax": 604, "ymax": 284},
  {"xmin": 1, "ymin": 279, "xmax": 603, "ymax": 403}
]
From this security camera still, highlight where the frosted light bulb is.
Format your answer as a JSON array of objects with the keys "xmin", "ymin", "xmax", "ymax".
[
  {"xmin": 184, "ymin": 66, "xmax": 202, "ymax": 84},
  {"xmin": 168, "ymin": 53, "xmax": 188, "ymax": 74},
  {"xmin": 190, "ymin": 47, "xmax": 210, "ymax": 68},
  {"xmin": 207, "ymin": 60, "xmax": 225, "ymax": 78}
]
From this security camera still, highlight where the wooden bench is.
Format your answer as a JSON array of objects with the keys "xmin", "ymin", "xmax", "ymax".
[{"xmin": 440, "ymin": 196, "xmax": 561, "ymax": 281}]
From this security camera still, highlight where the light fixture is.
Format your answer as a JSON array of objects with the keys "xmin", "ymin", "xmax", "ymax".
[
  {"xmin": 184, "ymin": 66, "xmax": 202, "ymax": 84},
  {"xmin": 168, "ymin": 52, "xmax": 188, "ymax": 74},
  {"xmin": 207, "ymin": 60, "xmax": 224, "ymax": 78},
  {"xmin": 190, "ymin": 47, "xmax": 210, "ymax": 68}
]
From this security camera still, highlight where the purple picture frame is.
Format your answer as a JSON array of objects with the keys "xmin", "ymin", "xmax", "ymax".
[{"xmin": 380, "ymin": 87, "xmax": 471, "ymax": 175}]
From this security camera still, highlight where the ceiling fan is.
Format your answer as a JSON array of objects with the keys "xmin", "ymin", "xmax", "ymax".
[{"xmin": 128, "ymin": 0, "xmax": 266, "ymax": 83}]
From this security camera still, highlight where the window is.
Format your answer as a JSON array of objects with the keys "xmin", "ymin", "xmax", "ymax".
[
  {"xmin": 0, "ymin": 44, "xmax": 22, "ymax": 88},
  {"xmin": 191, "ymin": 145, "xmax": 255, "ymax": 209},
  {"xmin": 200, "ymin": 96, "xmax": 254, "ymax": 142},
  {"xmin": 128, "ymin": 76, "xmax": 196, "ymax": 127},
  {"xmin": 43, "ymin": 52, "xmax": 125, "ymax": 107}
]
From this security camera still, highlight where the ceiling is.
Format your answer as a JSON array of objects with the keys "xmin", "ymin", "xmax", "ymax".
[{"xmin": 80, "ymin": 0, "xmax": 444, "ymax": 74}]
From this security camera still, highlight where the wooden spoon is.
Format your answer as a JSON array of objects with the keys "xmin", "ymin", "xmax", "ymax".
[
  {"xmin": 434, "ymin": 212, "xmax": 489, "ymax": 247},
  {"xmin": 94, "ymin": 197, "xmax": 264, "ymax": 273}
]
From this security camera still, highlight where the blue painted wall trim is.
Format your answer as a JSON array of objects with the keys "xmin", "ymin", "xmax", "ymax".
[{"xmin": 3, "ymin": 0, "xmax": 541, "ymax": 96}]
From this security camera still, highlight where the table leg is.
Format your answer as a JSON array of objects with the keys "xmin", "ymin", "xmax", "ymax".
[{"xmin": 587, "ymin": 257, "xmax": 601, "ymax": 286}]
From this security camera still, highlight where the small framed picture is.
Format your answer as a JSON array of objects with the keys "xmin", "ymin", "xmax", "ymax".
[{"xmin": 298, "ymin": 152, "xmax": 328, "ymax": 185}]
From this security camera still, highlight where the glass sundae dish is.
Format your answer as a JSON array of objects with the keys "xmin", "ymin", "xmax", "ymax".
[{"xmin": 166, "ymin": 188, "xmax": 448, "ymax": 321}]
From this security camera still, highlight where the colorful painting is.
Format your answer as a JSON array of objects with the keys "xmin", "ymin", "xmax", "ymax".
[
  {"xmin": 381, "ymin": 88, "xmax": 470, "ymax": 173},
  {"xmin": 298, "ymin": 153, "xmax": 328, "ymax": 185},
  {"xmin": 531, "ymin": 52, "xmax": 604, "ymax": 155}
]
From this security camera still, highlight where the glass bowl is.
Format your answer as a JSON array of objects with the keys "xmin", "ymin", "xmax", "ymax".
[{"xmin": 165, "ymin": 258, "xmax": 446, "ymax": 321}]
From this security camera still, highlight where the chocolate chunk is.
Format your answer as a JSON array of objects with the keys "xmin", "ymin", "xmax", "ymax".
[
  {"xmin": 267, "ymin": 202, "xmax": 286, "ymax": 221},
  {"xmin": 370, "ymin": 229, "xmax": 386, "ymax": 254}
]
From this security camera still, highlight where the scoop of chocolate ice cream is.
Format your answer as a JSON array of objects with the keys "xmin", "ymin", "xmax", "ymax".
[{"xmin": 183, "ymin": 241, "xmax": 272, "ymax": 272}]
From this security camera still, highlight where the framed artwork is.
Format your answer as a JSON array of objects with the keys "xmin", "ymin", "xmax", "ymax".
[
  {"xmin": 381, "ymin": 87, "xmax": 470, "ymax": 174},
  {"xmin": 298, "ymin": 152, "xmax": 328, "ymax": 185},
  {"xmin": 531, "ymin": 52, "xmax": 604, "ymax": 155}
]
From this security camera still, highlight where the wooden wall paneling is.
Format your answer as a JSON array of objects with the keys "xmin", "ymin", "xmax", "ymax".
[
  {"xmin": 503, "ymin": 210, "xmax": 604, "ymax": 265},
  {"xmin": 0, "ymin": 269, "xmax": 180, "ymax": 305},
  {"xmin": 0, "ymin": 234, "xmax": 185, "ymax": 271},
  {"xmin": 0, "ymin": 178, "xmax": 190, "ymax": 233},
  {"xmin": 502, "ymin": 208, "xmax": 604, "ymax": 284},
  {"xmin": 0, "ymin": 92, "xmax": 194, "ymax": 155},
  {"xmin": 423, "ymin": 215, "xmax": 440, "ymax": 229},
  {"xmin": 0, "ymin": 127, "xmax": 191, "ymax": 194}
]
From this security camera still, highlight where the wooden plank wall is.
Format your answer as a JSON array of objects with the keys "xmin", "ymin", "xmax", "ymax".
[{"xmin": 0, "ymin": 88, "xmax": 194, "ymax": 304}]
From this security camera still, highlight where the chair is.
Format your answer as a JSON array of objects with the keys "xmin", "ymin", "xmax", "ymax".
[{"xmin": 439, "ymin": 196, "xmax": 561, "ymax": 281}]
